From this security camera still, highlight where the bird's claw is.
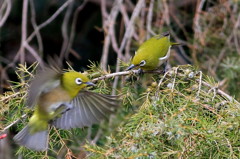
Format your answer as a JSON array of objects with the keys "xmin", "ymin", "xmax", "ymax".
[
  {"xmin": 136, "ymin": 68, "xmax": 144, "ymax": 76},
  {"xmin": 163, "ymin": 61, "xmax": 170, "ymax": 73}
]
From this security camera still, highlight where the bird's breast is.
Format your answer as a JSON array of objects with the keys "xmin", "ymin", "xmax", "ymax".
[{"xmin": 37, "ymin": 86, "xmax": 72, "ymax": 114}]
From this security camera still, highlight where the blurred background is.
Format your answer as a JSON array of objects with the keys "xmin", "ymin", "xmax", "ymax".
[
  {"xmin": 0, "ymin": 0, "xmax": 240, "ymax": 158},
  {"xmin": 0, "ymin": 0, "xmax": 240, "ymax": 98}
]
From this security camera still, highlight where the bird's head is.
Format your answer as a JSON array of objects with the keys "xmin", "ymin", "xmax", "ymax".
[
  {"xmin": 126, "ymin": 60, "xmax": 146, "ymax": 71},
  {"xmin": 61, "ymin": 71, "xmax": 95, "ymax": 98}
]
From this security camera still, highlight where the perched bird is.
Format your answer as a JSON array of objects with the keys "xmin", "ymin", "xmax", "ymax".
[
  {"xmin": 126, "ymin": 32, "xmax": 179, "ymax": 71},
  {"xmin": 14, "ymin": 65, "xmax": 119, "ymax": 151}
]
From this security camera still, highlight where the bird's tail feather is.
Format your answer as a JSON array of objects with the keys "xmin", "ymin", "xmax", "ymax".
[{"xmin": 13, "ymin": 125, "xmax": 48, "ymax": 151}]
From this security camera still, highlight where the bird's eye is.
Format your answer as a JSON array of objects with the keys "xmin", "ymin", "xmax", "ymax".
[
  {"xmin": 139, "ymin": 60, "xmax": 146, "ymax": 66},
  {"xmin": 75, "ymin": 78, "xmax": 82, "ymax": 85}
]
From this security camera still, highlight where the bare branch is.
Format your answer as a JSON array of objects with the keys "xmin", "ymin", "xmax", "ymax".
[
  {"xmin": 59, "ymin": 0, "xmax": 74, "ymax": 61},
  {"xmin": 100, "ymin": 0, "xmax": 123, "ymax": 71},
  {"xmin": 67, "ymin": 0, "xmax": 88, "ymax": 59},
  {"xmin": 118, "ymin": 0, "xmax": 144, "ymax": 52},
  {"xmin": 146, "ymin": 0, "xmax": 156, "ymax": 38},
  {"xmin": 29, "ymin": 0, "xmax": 43, "ymax": 56},
  {"xmin": 92, "ymin": 69, "xmax": 163, "ymax": 82},
  {"xmin": 192, "ymin": 0, "xmax": 206, "ymax": 64},
  {"xmin": 0, "ymin": 0, "xmax": 12, "ymax": 27},
  {"xmin": 19, "ymin": 0, "xmax": 29, "ymax": 66},
  {"xmin": 197, "ymin": 79, "xmax": 240, "ymax": 106},
  {"xmin": 112, "ymin": 0, "xmax": 145, "ymax": 95},
  {"xmin": 24, "ymin": 43, "xmax": 43, "ymax": 67},
  {"xmin": 1, "ymin": 114, "xmax": 27, "ymax": 133},
  {"xmin": 27, "ymin": 0, "xmax": 74, "ymax": 43}
]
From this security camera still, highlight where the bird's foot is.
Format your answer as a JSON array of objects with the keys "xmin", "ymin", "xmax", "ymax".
[
  {"xmin": 53, "ymin": 103, "xmax": 73, "ymax": 118},
  {"xmin": 136, "ymin": 68, "xmax": 144, "ymax": 76},
  {"xmin": 62, "ymin": 103, "xmax": 73, "ymax": 113},
  {"xmin": 163, "ymin": 61, "xmax": 171, "ymax": 73}
]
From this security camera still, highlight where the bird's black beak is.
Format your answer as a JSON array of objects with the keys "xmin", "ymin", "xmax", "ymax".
[
  {"xmin": 126, "ymin": 64, "xmax": 136, "ymax": 71},
  {"xmin": 85, "ymin": 82, "xmax": 96, "ymax": 86},
  {"xmin": 162, "ymin": 31, "xmax": 170, "ymax": 37}
]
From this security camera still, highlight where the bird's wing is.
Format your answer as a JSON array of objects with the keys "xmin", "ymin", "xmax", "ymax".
[
  {"xmin": 52, "ymin": 91, "xmax": 119, "ymax": 129},
  {"xmin": 159, "ymin": 45, "xmax": 171, "ymax": 61},
  {"xmin": 26, "ymin": 65, "xmax": 62, "ymax": 108}
]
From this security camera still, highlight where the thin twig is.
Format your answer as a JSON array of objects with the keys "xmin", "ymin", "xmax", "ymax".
[
  {"xmin": 179, "ymin": 92, "xmax": 222, "ymax": 118},
  {"xmin": 92, "ymin": 69, "xmax": 163, "ymax": 82},
  {"xmin": 212, "ymin": 32, "xmax": 233, "ymax": 73},
  {"xmin": 1, "ymin": 114, "xmax": 27, "ymax": 133},
  {"xmin": 67, "ymin": 0, "xmax": 88, "ymax": 59},
  {"xmin": 233, "ymin": 14, "xmax": 240, "ymax": 54},
  {"xmin": 162, "ymin": 0, "xmax": 170, "ymax": 26},
  {"xmin": 100, "ymin": 0, "xmax": 123, "ymax": 71},
  {"xmin": 192, "ymin": 0, "xmax": 206, "ymax": 65},
  {"xmin": 0, "ymin": 92, "xmax": 21, "ymax": 102},
  {"xmin": 147, "ymin": 0, "xmax": 156, "ymax": 38},
  {"xmin": 91, "ymin": 129, "xmax": 102, "ymax": 144},
  {"xmin": 171, "ymin": 67, "xmax": 179, "ymax": 92},
  {"xmin": 0, "ymin": 0, "xmax": 11, "ymax": 27},
  {"xmin": 119, "ymin": 3, "xmax": 138, "ymax": 42},
  {"xmin": 4, "ymin": 0, "xmax": 73, "ymax": 72},
  {"xmin": 112, "ymin": 0, "xmax": 145, "ymax": 95},
  {"xmin": 53, "ymin": 127, "xmax": 78, "ymax": 159},
  {"xmin": 196, "ymin": 71, "xmax": 202, "ymax": 98},
  {"xmin": 155, "ymin": 70, "xmax": 170, "ymax": 99},
  {"xmin": 26, "ymin": 0, "xmax": 73, "ymax": 43},
  {"xmin": 20, "ymin": 0, "xmax": 29, "ymax": 66},
  {"xmin": 118, "ymin": 0, "xmax": 144, "ymax": 52},
  {"xmin": 59, "ymin": 0, "xmax": 74, "ymax": 61},
  {"xmin": 87, "ymin": 126, "xmax": 92, "ymax": 141},
  {"xmin": 25, "ymin": 42, "xmax": 43, "ymax": 67},
  {"xmin": 198, "ymin": 79, "xmax": 240, "ymax": 106},
  {"xmin": 29, "ymin": 0, "xmax": 43, "ymax": 56},
  {"xmin": 100, "ymin": 0, "xmax": 110, "ymax": 71}
]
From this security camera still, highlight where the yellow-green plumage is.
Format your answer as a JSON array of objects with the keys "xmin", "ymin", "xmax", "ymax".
[
  {"xmin": 127, "ymin": 32, "xmax": 179, "ymax": 70},
  {"xmin": 61, "ymin": 71, "xmax": 90, "ymax": 98},
  {"xmin": 14, "ymin": 65, "xmax": 119, "ymax": 151},
  {"xmin": 28, "ymin": 86, "xmax": 72, "ymax": 134}
]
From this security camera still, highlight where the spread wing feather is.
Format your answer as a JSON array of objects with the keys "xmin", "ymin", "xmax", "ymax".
[
  {"xmin": 52, "ymin": 91, "xmax": 119, "ymax": 129},
  {"xmin": 26, "ymin": 65, "xmax": 62, "ymax": 108}
]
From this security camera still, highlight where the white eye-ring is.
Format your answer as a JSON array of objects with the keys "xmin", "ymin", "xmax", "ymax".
[
  {"xmin": 75, "ymin": 78, "xmax": 82, "ymax": 85},
  {"xmin": 139, "ymin": 60, "xmax": 146, "ymax": 66}
]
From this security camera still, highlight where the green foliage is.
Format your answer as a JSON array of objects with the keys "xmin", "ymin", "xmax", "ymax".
[
  {"xmin": 0, "ymin": 63, "xmax": 140, "ymax": 158},
  {"xmin": 1, "ymin": 64, "xmax": 239, "ymax": 158},
  {"xmin": 220, "ymin": 56, "xmax": 240, "ymax": 99},
  {"xmin": 85, "ymin": 65, "xmax": 240, "ymax": 158}
]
